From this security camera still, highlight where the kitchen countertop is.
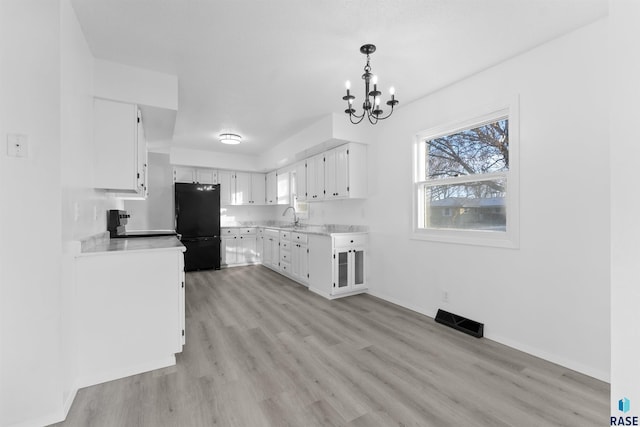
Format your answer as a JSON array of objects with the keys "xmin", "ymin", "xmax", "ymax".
[
  {"xmin": 221, "ymin": 222, "xmax": 368, "ymax": 236},
  {"xmin": 79, "ymin": 235, "xmax": 186, "ymax": 256}
]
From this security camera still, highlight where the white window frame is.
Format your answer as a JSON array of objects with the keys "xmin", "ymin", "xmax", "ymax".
[{"xmin": 412, "ymin": 99, "xmax": 520, "ymax": 248}]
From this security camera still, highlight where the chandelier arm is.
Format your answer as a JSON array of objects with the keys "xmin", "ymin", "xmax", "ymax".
[
  {"xmin": 349, "ymin": 112, "xmax": 365, "ymax": 124},
  {"xmin": 373, "ymin": 105, "xmax": 395, "ymax": 121}
]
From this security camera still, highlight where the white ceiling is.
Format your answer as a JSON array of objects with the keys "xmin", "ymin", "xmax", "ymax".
[{"xmin": 70, "ymin": 0, "xmax": 608, "ymax": 156}]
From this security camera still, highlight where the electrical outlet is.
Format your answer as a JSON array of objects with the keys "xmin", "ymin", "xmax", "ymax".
[
  {"xmin": 442, "ymin": 290, "xmax": 450, "ymax": 303},
  {"xmin": 7, "ymin": 133, "xmax": 28, "ymax": 158}
]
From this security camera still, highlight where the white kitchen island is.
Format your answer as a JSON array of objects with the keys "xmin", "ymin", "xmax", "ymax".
[{"xmin": 72, "ymin": 235, "xmax": 186, "ymax": 388}]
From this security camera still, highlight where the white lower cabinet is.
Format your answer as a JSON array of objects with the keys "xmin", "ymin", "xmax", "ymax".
[
  {"xmin": 308, "ymin": 233, "xmax": 367, "ymax": 299},
  {"xmin": 262, "ymin": 229, "xmax": 280, "ymax": 271},
  {"xmin": 279, "ymin": 230, "xmax": 291, "ymax": 274},
  {"xmin": 290, "ymin": 232, "xmax": 309, "ymax": 285},
  {"xmin": 222, "ymin": 227, "xmax": 366, "ymax": 298},
  {"xmin": 221, "ymin": 228, "xmax": 258, "ymax": 267},
  {"xmin": 74, "ymin": 247, "xmax": 185, "ymax": 388}
]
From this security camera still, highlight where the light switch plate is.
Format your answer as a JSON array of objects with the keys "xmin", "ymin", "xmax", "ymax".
[{"xmin": 7, "ymin": 133, "xmax": 28, "ymax": 158}]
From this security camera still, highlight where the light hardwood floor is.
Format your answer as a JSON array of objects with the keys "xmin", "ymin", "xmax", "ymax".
[{"xmin": 54, "ymin": 265, "xmax": 609, "ymax": 427}]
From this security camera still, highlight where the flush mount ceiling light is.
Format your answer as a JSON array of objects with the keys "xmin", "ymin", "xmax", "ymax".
[
  {"xmin": 342, "ymin": 44, "xmax": 399, "ymax": 125},
  {"xmin": 219, "ymin": 133, "xmax": 242, "ymax": 145}
]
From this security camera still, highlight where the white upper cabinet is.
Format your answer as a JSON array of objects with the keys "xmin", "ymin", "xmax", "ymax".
[
  {"xmin": 218, "ymin": 170, "xmax": 235, "ymax": 206},
  {"xmin": 322, "ymin": 143, "xmax": 367, "ymax": 201},
  {"xmin": 173, "ymin": 166, "xmax": 196, "ymax": 183},
  {"xmin": 195, "ymin": 168, "xmax": 217, "ymax": 184},
  {"xmin": 277, "ymin": 170, "xmax": 291, "ymax": 205},
  {"xmin": 93, "ymin": 98, "xmax": 146, "ymax": 194},
  {"xmin": 325, "ymin": 145, "xmax": 349, "ymax": 199},
  {"xmin": 218, "ymin": 171, "xmax": 265, "ymax": 205},
  {"xmin": 173, "ymin": 166, "xmax": 217, "ymax": 184},
  {"xmin": 251, "ymin": 173, "xmax": 266, "ymax": 205},
  {"xmin": 294, "ymin": 161, "xmax": 307, "ymax": 202},
  {"xmin": 306, "ymin": 153, "xmax": 325, "ymax": 201},
  {"xmin": 235, "ymin": 172, "xmax": 251, "ymax": 205},
  {"xmin": 266, "ymin": 171, "xmax": 277, "ymax": 205}
]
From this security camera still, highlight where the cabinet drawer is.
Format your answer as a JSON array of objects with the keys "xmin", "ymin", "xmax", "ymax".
[
  {"xmin": 280, "ymin": 262, "xmax": 291, "ymax": 274},
  {"xmin": 279, "ymin": 231, "xmax": 291, "ymax": 241},
  {"xmin": 239, "ymin": 227, "xmax": 256, "ymax": 235},
  {"xmin": 334, "ymin": 234, "xmax": 368, "ymax": 248},
  {"xmin": 222, "ymin": 228, "xmax": 239, "ymax": 236},
  {"xmin": 280, "ymin": 250, "xmax": 291, "ymax": 263},
  {"xmin": 280, "ymin": 240, "xmax": 291, "ymax": 251},
  {"xmin": 292, "ymin": 232, "xmax": 308, "ymax": 244}
]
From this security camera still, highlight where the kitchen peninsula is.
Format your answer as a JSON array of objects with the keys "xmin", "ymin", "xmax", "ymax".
[{"xmin": 70, "ymin": 234, "xmax": 186, "ymax": 389}]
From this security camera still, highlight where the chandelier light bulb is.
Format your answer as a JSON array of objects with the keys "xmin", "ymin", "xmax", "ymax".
[
  {"xmin": 389, "ymin": 86, "xmax": 395, "ymax": 95},
  {"xmin": 372, "ymin": 75, "xmax": 378, "ymax": 85},
  {"xmin": 345, "ymin": 80, "xmax": 351, "ymax": 90}
]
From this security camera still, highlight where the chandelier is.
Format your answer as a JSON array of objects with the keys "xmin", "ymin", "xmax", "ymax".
[{"xmin": 342, "ymin": 44, "xmax": 399, "ymax": 124}]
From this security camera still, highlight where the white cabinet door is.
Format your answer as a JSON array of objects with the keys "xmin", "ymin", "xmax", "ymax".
[
  {"xmin": 307, "ymin": 154, "xmax": 325, "ymax": 201},
  {"xmin": 174, "ymin": 166, "xmax": 196, "ymax": 183},
  {"xmin": 263, "ymin": 236, "xmax": 273, "ymax": 268},
  {"xmin": 325, "ymin": 148, "xmax": 337, "ymax": 199},
  {"xmin": 251, "ymin": 173, "xmax": 266, "ymax": 204},
  {"xmin": 291, "ymin": 242, "xmax": 308, "ymax": 285},
  {"xmin": 266, "ymin": 171, "xmax": 277, "ymax": 205},
  {"xmin": 334, "ymin": 145, "xmax": 349, "ymax": 198},
  {"xmin": 195, "ymin": 169, "xmax": 217, "ymax": 184},
  {"xmin": 238, "ymin": 235, "xmax": 257, "ymax": 263},
  {"xmin": 218, "ymin": 171, "xmax": 235, "ymax": 206},
  {"xmin": 325, "ymin": 145, "xmax": 349, "ymax": 199},
  {"xmin": 93, "ymin": 98, "xmax": 140, "ymax": 192},
  {"xmin": 256, "ymin": 229, "xmax": 264, "ymax": 262},
  {"xmin": 222, "ymin": 235, "xmax": 238, "ymax": 265},
  {"xmin": 277, "ymin": 171, "xmax": 290, "ymax": 205},
  {"xmin": 235, "ymin": 172, "xmax": 251, "ymax": 205},
  {"xmin": 136, "ymin": 114, "xmax": 148, "ymax": 197},
  {"xmin": 294, "ymin": 161, "xmax": 307, "ymax": 202}
]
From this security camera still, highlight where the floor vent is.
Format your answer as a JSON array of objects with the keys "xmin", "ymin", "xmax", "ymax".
[{"xmin": 435, "ymin": 309, "xmax": 484, "ymax": 338}]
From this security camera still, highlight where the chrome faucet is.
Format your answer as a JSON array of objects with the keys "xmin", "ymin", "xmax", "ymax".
[{"xmin": 282, "ymin": 206, "xmax": 299, "ymax": 227}]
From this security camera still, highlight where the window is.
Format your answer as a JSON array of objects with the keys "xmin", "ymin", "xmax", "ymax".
[{"xmin": 413, "ymin": 104, "xmax": 519, "ymax": 247}]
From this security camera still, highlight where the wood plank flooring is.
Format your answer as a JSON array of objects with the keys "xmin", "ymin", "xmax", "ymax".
[{"xmin": 54, "ymin": 265, "xmax": 609, "ymax": 427}]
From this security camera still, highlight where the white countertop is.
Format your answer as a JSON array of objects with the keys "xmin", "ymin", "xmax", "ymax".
[
  {"xmin": 80, "ymin": 235, "xmax": 186, "ymax": 256},
  {"xmin": 221, "ymin": 222, "xmax": 368, "ymax": 236}
]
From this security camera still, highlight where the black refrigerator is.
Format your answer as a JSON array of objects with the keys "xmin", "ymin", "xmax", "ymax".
[{"xmin": 175, "ymin": 183, "xmax": 221, "ymax": 271}]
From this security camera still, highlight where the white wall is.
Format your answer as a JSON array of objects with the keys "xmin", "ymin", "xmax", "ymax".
[
  {"xmin": 1, "ymin": 1, "xmax": 128, "ymax": 426},
  {"xmin": 61, "ymin": 1, "xmax": 122, "ymax": 244},
  {"xmin": 125, "ymin": 153, "xmax": 175, "ymax": 230},
  {"xmin": 60, "ymin": 0, "xmax": 126, "ymax": 417},
  {"xmin": 364, "ymin": 19, "xmax": 610, "ymax": 381},
  {"xmin": 0, "ymin": 1, "xmax": 63, "ymax": 426},
  {"xmin": 94, "ymin": 59, "xmax": 179, "ymax": 110},
  {"xmin": 610, "ymin": 0, "xmax": 639, "ymax": 414},
  {"xmin": 170, "ymin": 146, "xmax": 262, "ymax": 172}
]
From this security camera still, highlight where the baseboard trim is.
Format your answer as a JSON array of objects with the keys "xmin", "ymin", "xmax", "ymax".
[
  {"xmin": 365, "ymin": 289, "xmax": 610, "ymax": 383},
  {"xmin": 77, "ymin": 355, "xmax": 176, "ymax": 389}
]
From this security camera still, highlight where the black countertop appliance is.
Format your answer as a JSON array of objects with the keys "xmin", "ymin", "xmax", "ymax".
[
  {"xmin": 174, "ymin": 183, "xmax": 221, "ymax": 271},
  {"xmin": 107, "ymin": 210, "xmax": 177, "ymax": 238}
]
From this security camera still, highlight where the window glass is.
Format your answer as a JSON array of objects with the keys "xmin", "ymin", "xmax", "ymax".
[{"xmin": 426, "ymin": 118, "xmax": 508, "ymax": 180}]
